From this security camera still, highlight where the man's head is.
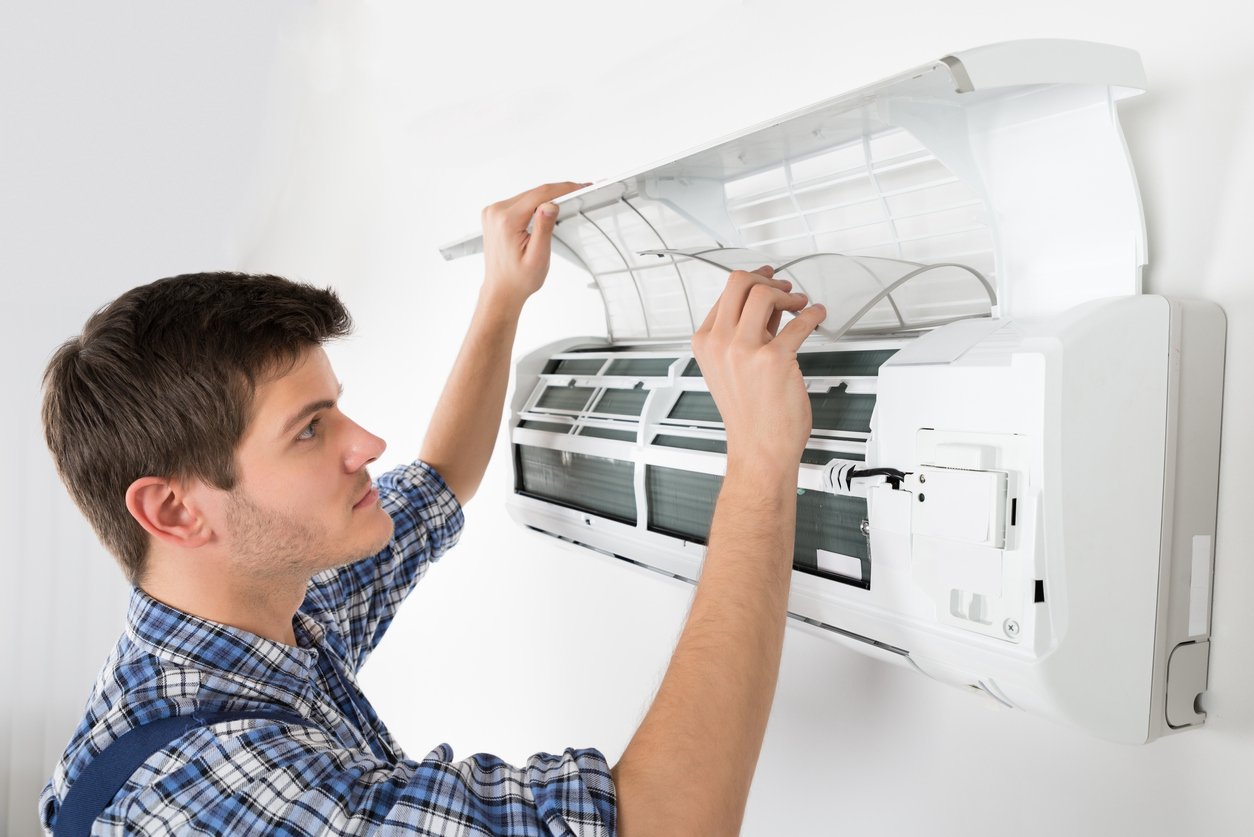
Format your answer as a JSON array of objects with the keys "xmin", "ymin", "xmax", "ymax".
[{"xmin": 42, "ymin": 272, "xmax": 392, "ymax": 587}]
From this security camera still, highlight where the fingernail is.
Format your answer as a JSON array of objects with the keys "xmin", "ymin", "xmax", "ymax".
[{"xmin": 539, "ymin": 202, "xmax": 558, "ymax": 217}]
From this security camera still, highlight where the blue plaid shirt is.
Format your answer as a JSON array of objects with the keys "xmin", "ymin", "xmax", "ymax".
[{"xmin": 40, "ymin": 461, "xmax": 616, "ymax": 836}]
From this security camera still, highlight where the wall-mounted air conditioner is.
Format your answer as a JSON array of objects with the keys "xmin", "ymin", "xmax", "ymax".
[{"xmin": 441, "ymin": 39, "xmax": 1226, "ymax": 744}]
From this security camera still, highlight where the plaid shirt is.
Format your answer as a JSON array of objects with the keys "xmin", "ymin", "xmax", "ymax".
[{"xmin": 39, "ymin": 461, "xmax": 616, "ymax": 836}]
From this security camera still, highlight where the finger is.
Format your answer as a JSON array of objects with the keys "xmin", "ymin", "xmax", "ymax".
[
  {"xmin": 752, "ymin": 266, "xmax": 793, "ymax": 300},
  {"xmin": 764, "ymin": 285, "xmax": 800, "ymax": 335},
  {"xmin": 523, "ymin": 202, "xmax": 560, "ymax": 265},
  {"xmin": 773, "ymin": 303, "xmax": 828, "ymax": 354},
  {"xmin": 698, "ymin": 268, "xmax": 787, "ymax": 333},
  {"xmin": 739, "ymin": 285, "xmax": 809, "ymax": 339},
  {"xmin": 697, "ymin": 295, "xmax": 721, "ymax": 333},
  {"xmin": 503, "ymin": 181, "xmax": 586, "ymax": 226},
  {"xmin": 766, "ymin": 306, "xmax": 783, "ymax": 337},
  {"xmin": 500, "ymin": 180, "xmax": 586, "ymax": 208},
  {"xmin": 714, "ymin": 271, "xmax": 795, "ymax": 332}
]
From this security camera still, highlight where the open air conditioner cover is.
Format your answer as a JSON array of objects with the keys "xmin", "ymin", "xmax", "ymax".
[{"xmin": 443, "ymin": 39, "xmax": 1148, "ymax": 339}]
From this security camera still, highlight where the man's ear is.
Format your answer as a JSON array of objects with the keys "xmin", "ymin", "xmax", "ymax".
[{"xmin": 125, "ymin": 476, "xmax": 214, "ymax": 550}]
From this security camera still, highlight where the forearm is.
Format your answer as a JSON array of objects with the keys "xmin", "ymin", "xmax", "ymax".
[
  {"xmin": 419, "ymin": 286, "xmax": 524, "ymax": 505},
  {"xmin": 421, "ymin": 183, "xmax": 582, "ymax": 503},
  {"xmin": 613, "ymin": 460, "xmax": 797, "ymax": 836}
]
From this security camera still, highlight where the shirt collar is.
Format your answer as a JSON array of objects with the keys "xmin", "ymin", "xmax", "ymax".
[{"xmin": 126, "ymin": 586, "xmax": 323, "ymax": 690}]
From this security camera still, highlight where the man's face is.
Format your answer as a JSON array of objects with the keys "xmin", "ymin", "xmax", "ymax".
[{"xmin": 220, "ymin": 345, "xmax": 393, "ymax": 579}]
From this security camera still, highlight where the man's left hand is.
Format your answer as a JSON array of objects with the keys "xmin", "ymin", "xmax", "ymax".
[{"xmin": 481, "ymin": 181, "xmax": 587, "ymax": 307}]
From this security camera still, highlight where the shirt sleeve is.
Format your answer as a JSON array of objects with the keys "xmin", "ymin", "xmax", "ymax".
[
  {"xmin": 110, "ymin": 721, "xmax": 617, "ymax": 837},
  {"xmin": 302, "ymin": 460, "xmax": 464, "ymax": 671}
]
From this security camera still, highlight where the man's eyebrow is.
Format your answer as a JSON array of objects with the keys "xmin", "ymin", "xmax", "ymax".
[{"xmin": 280, "ymin": 383, "xmax": 344, "ymax": 436}]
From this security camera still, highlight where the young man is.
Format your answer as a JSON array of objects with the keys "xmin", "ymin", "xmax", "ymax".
[{"xmin": 40, "ymin": 182, "xmax": 826, "ymax": 836}]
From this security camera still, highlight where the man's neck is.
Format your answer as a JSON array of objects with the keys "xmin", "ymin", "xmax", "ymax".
[{"xmin": 141, "ymin": 561, "xmax": 308, "ymax": 647}]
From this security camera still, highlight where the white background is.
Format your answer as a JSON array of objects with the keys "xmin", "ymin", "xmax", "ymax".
[{"xmin": 3, "ymin": 1, "xmax": 1253, "ymax": 835}]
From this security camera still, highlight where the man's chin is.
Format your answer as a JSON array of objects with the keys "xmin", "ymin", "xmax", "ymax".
[
  {"xmin": 331, "ymin": 511, "xmax": 395, "ymax": 569},
  {"xmin": 366, "ymin": 514, "xmax": 396, "ymax": 555}
]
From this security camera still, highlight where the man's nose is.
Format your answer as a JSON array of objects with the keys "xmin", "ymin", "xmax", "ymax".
[{"xmin": 345, "ymin": 420, "xmax": 387, "ymax": 472}]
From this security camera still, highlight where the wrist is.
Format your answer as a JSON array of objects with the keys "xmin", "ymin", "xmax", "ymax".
[
  {"xmin": 722, "ymin": 455, "xmax": 799, "ymax": 498},
  {"xmin": 477, "ymin": 281, "xmax": 529, "ymax": 320}
]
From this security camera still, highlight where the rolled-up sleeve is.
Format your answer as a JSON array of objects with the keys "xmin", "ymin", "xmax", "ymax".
[
  {"xmin": 112, "ymin": 722, "xmax": 616, "ymax": 836},
  {"xmin": 409, "ymin": 746, "xmax": 617, "ymax": 837}
]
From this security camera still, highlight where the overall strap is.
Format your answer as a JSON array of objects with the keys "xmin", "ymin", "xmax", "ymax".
[{"xmin": 55, "ymin": 708, "xmax": 315, "ymax": 837}]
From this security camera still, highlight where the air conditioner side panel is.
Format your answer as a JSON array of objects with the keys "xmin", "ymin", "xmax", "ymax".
[{"xmin": 858, "ymin": 295, "xmax": 1172, "ymax": 743}]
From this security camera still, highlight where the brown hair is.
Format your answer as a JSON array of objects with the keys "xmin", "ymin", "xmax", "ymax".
[{"xmin": 41, "ymin": 272, "xmax": 352, "ymax": 585}]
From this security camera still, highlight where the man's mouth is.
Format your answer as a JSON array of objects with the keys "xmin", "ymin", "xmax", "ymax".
[{"xmin": 352, "ymin": 482, "xmax": 379, "ymax": 510}]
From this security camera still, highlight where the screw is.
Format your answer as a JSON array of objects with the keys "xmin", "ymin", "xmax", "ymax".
[
  {"xmin": 860, "ymin": 519, "xmax": 870, "ymax": 537},
  {"xmin": 1004, "ymin": 619, "xmax": 1020, "ymax": 637},
  {"xmin": 918, "ymin": 493, "xmax": 926, "ymax": 502},
  {"xmin": 918, "ymin": 473, "xmax": 927, "ymax": 484}
]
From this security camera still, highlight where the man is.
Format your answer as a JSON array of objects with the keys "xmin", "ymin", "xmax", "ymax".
[{"xmin": 39, "ymin": 182, "xmax": 826, "ymax": 836}]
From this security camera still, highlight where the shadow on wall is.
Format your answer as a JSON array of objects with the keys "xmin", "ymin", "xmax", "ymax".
[{"xmin": 1124, "ymin": 65, "xmax": 1254, "ymax": 741}]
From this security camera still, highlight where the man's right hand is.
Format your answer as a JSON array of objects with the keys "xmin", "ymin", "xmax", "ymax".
[
  {"xmin": 692, "ymin": 266, "xmax": 827, "ymax": 468},
  {"xmin": 612, "ymin": 268, "xmax": 825, "ymax": 837}
]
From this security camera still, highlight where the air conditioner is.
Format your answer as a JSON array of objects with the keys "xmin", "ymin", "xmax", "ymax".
[{"xmin": 441, "ymin": 40, "xmax": 1225, "ymax": 744}]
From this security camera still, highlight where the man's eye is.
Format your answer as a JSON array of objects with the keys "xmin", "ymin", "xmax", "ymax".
[{"xmin": 297, "ymin": 418, "xmax": 321, "ymax": 441}]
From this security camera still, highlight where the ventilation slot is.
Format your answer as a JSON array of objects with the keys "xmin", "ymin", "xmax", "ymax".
[
  {"xmin": 516, "ymin": 445, "xmax": 637, "ymax": 525},
  {"xmin": 536, "ymin": 385, "xmax": 596, "ymax": 413},
  {"xmin": 645, "ymin": 466, "xmax": 871, "ymax": 588}
]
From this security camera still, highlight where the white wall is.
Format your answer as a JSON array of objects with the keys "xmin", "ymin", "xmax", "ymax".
[
  {"xmin": 0, "ymin": 2, "xmax": 303, "ymax": 834},
  {"xmin": 7, "ymin": 1, "xmax": 1254, "ymax": 835}
]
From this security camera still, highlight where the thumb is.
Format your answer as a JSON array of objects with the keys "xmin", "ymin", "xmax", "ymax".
[{"xmin": 525, "ymin": 202, "xmax": 559, "ymax": 263}]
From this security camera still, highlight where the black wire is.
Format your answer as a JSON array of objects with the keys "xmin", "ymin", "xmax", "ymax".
[
  {"xmin": 845, "ymin": 467, "xmax": 909, "ymax": 491},
  {"xmin": 848, "ymin": 467, "xmax": 908, "ymax": 480}
]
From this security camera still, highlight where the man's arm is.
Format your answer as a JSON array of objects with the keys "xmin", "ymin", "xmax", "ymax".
[
  {"xmin": 612, "ymin": 268, "xmax": 826, "ymax": 836},
  {"xmin": 419, "ymin": 181, "xmax": 585, "ymax": 505}
]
